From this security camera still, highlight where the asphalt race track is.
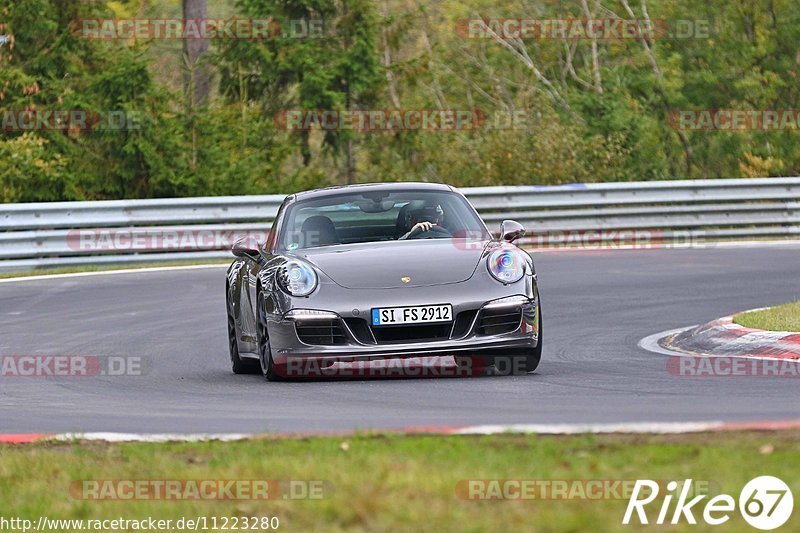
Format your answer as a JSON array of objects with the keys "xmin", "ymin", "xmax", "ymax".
[{"xmin": 1, "ymin": 243, "xmax": 799, "ymax": 434}]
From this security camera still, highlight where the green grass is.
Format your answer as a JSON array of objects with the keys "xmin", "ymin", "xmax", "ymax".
[
  {"xmin": 0, "ymin": 260, "xmax": 229, "ymax": 280},
  {"xmin": 1, "ymin": 432, "xmax": 798, "ymax": 531},
  {"xmin": 733, "ymin": 301, "xmax": 800, "ymax": 332}
]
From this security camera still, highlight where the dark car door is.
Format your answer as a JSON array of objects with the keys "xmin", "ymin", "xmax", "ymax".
[{"xmin": 239, "ymin": 199, "xmax": 287, "ymax": 352}]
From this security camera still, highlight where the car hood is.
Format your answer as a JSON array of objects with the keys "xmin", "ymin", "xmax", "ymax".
[{"xmin": 293, "ymin": 239, "xmax": 490, "ymax": 289}]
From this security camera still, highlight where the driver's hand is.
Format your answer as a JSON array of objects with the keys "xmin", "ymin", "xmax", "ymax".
[{"xmin": 412, "ymin": 221, "xmax": 434, "ymax": 234}]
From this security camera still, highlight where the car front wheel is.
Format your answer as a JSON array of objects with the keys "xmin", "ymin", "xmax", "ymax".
[
  {"xmin": 257, "ymin": 291, "xmax": 282, "ymax": 382},
  {"xmin": 228, "ymin": 302, "xmax": 258, "ymax": 375},
  {"xmin": 522, "ymin": 303, "xmax": 543, "ymax": 373}
]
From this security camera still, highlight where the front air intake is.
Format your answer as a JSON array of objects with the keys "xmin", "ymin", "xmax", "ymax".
[
  {"xmin": 294, "ymin": 319, "xmax": 347, "ymax": 345},
  {"xmin": 477, "ymin": 307, "xmax": 522, "ymax": 336}
]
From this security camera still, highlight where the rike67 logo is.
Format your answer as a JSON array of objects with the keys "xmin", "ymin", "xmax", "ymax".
[{"xmin": 623, "ymin": 476, "xmax": 793, "ymax": 530}]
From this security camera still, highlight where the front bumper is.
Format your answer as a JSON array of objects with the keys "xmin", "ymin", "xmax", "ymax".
[{"xmin": 266, "ymin": 281, "xmax": 539, "ymax": 365}]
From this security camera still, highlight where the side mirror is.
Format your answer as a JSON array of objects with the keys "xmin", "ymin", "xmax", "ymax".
[
  {"xmin": 500, "ymin": 220, "xmax": 525, "ymax": 243},
  {"xmin": 232, "ymin": 236, "xmax": 261, "ymax": 260}
]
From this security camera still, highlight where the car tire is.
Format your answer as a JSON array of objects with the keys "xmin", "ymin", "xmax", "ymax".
[
  {"xmin": 458, "ymin": 302, "xmax": 543, "ymax": 376},
  {"xmin": 228, "ymin": 304, "xmax": 258, "ymax": 375},
  {"xmin": 257, "ymin": 291, "xmax": 283, "ymax": 382},
  {"xmin": 523, "ymin": 303, "xmax": 543, "ymax": 373}
]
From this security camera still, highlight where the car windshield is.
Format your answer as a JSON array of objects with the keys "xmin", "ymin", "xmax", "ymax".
[{"xmin": 278, "ymin": 189, "xmax": 490, "ymax": 250}]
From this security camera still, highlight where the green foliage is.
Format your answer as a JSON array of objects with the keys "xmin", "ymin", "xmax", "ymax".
[
  {"xmin": 219, "ymin": 0, "xmax": 385, "ymax": 182},
  {"xmin": 734, "ymin": 300, "xmax": 800, "ymax": 331},
  {"xmin": 0, "ymin": 134, "xmax": 67, "ymax": 202},
  {"xmin": 0, "ymin": 0, "xmax": 193, "ymax": 200},
  {"xmin": 2, "ymin": 0, "xmax": 800, "ymax": 201}
]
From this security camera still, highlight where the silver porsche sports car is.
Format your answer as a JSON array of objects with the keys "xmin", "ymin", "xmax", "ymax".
[{"xmin": 225, "ymin": 182, "xmax": 541, "ymax": 381}]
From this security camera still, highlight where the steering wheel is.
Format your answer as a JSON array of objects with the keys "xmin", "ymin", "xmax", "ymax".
[{"xmin": 407, "ymin": 225, "xmax": 452, "ymax": 239}]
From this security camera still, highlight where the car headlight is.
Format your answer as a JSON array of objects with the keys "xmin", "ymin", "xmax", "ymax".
[
  {"xmin": 278, "ymin": 260, "xmax": 318, "ymax": 296},
  {"xmin": 487, "ymin": 248, "xmax": 525, "ymax": 284}
]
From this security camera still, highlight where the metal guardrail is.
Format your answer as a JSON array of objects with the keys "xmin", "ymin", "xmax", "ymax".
[{"xmin": 1, "ymin": 177, "xmax": 799, "ymax": 272}]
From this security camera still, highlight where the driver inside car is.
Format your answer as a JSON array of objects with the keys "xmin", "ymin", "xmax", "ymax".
[{"xmin": 398, "ymin": 202, "xmax": 449, "ymax": 240}]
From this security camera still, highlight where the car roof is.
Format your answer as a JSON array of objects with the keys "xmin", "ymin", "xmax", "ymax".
[{"xmin": 287, "ymin": 182, "xmax": 454, "ymax": 202}]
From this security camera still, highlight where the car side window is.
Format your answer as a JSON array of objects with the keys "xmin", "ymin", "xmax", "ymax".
[{"xmin": 265, "ymin": 201, "xmax": 288, "ymax": 253}]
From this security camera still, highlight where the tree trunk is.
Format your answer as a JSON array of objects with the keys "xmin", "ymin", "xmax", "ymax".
[
  {"xmin": 345, "ymin": 82, "xmax": 356, "ymax": 184},
  {"xmin": 182, "ymin": 0, "xmax": 210, "ymax": 107},
  {"xmin": 346, "ymin": 138, "xmax": 356, "ymax": 184}
]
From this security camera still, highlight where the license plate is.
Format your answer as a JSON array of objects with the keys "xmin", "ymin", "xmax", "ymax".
[{"xmin": 371, "ymin": 304, "xmax": 453, "ymax": 326}]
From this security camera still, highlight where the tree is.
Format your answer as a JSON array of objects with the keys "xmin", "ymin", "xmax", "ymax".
[
  {"xmin": 183, "ymin": 0, "xmax": 211, "ymax": 107},
  {"xmin": 0, "ymin": 0, "xmax": 191, "ymax": 201},
  {"xmin": 219, "ymin": 0, "xmax": 384, "ymax": 184}
]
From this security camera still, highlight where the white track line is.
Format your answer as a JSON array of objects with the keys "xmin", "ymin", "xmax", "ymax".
[
  {"xmin": 453, "ymin": 421, "xmax": 726, "ymax": 435},
  {"xmin": 639, "ymin": 309, "xmax": 800, "ymax": 362},
  {"xmin": 52, "ymin": 432, "xmax": 251, "ymax": 443},
  {"xmin": 637, "ymin": 327, "xmax": 696, "ymax": 357},
  {"xmin": 530, "ymin": 239, "xmax": 800, "ymax": 253},
  {"xmin": 638, "ymin": 327, "xmax": 798, "ymax": 362},
  {"xmin": 8, "ymin": 417, "xmax": 800, "ymax": 443},
  {"xmin": 0, "ymin": 263, "xmax": 227, "ymax": 284},
  {"xmin": 4, "ymin": 425, "xmax": 730, "ymax": 443}
]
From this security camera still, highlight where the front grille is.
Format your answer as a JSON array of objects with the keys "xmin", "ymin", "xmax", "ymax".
[
  {"xmin": 294, "ymin": 319, "xmax": 347, "ymax": 345},
  {"xmin": 371, "ymin": 324, "xmax": 451, "ymax": 344},
  {"xmin": 477, "ymin": 307, "xmax": 522, "ymax": 336}
]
